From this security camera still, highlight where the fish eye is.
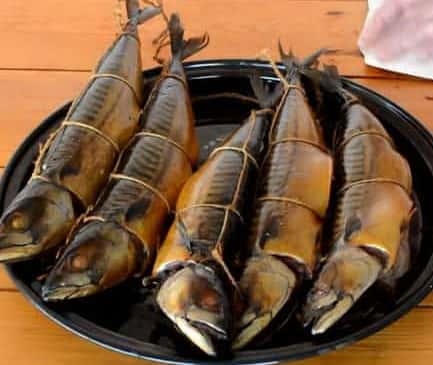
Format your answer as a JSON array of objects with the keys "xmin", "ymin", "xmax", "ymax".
[
  {"xmin": 69, "ymin": 254, "xmax": 89, "ymax": 271},
  {"xmin": 199, "ymin": 290, "xmax": 220, "ymax": 312},
  {"xmin": 7, "ymin": 212, "xmax": 28, "ymax": 231}
]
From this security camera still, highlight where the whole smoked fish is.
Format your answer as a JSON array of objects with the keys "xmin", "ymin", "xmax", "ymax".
[
  {"xmin": 42, "ymin": 13, "xmax": 208, "ymax": 301},
  {"xmin": 234, "ymin": 49, "xmax": 333, "ymax": 349},
  {"xmin": 152, "ymin": 80, "xmax": 276, "ymax": 356},
  {"xmin": 0, "ymin": 0, "xmax": 160, "ymax": 262},
  {"xmin": 303, "ymin": 67, "xmax": 414, "ymax": 335}
]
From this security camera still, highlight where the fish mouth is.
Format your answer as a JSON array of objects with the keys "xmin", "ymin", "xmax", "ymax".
[
  {"xmin": 174, "ymin": 317, "xmax": 228, "ymax": 357},
  {"xmin": 303, "ymin": 290, "xmax": 354, "ymax": 335},
  {"xmin": 233, "ymin": 254, "xmax": 297, "ymax": 350},
  {"xmin": 303, "ymin": 246, "xmax": 382, "ymax": 335},
  {"xmin": 156, "ymin": 264, "xmax": 230, "ymax": 356},
  {"xmin": 42, "ymin": 283, "xmax": 99, "ymax": 302},
  {"xmin": 0, "ymin": 235, "xmax": 38, "ymax": 262}
]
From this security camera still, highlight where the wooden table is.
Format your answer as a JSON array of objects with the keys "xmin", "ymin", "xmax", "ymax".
[{"xmin": 0, "ymin": 1, "xmax": 432, "ymax": 364}]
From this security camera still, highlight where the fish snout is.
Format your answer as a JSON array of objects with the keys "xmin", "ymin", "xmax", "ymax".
[
  {"xmin": 302, "ymin": 245, "xmax": 382, "ymax": 335},
  {"xmin": 0, "ymin": 188, "xmax": 75, "ymax": 263},
  {"xmin": 233, "ymin": 253, "xmax": 297, "ymax": 350},
  {"xmin": 42, "ymin": 268, "xmax": 97, "ymax": 302},
  {"xmin": 0, "ymin": 229, "xmax": 39, "ymax": 262},
  {"xmin": 156, "ymin": 263, "xmax": 231, "ymax": 356}
]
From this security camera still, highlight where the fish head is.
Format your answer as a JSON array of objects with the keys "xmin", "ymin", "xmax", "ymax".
[
  {"xmin": 232, "ymin": 253, "xmax": 297, "ymax": 350},
  {"xmin": 42, "ymin": 222, "xmax": 144, "ymax": 301},
  {"xmin": 0, "ymin": 184, "xmax": 74, "ymax": 262},
  {"xmin": 303, "ymin": 245, "xmax": 382, "ymax": 335},
  {"xmin": 157, "ymin": 263, "xmax": 231, "ymax": 357}
]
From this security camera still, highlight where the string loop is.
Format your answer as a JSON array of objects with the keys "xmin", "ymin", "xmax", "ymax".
[
  {"xmin": 90, "ymin": 73, "xmax": 141, "ymax": 105},
  {"xmin": 135, "ymin": 132, "xmax": 190, "ymax": 164},
  {"xmin": 110, "ymin": 173, "xmax": 171, "ymax": 213},
  {"xmin": 62, "ymin": 120, "xmax": 120, "ymax": 153},
  {"xmin": 336, "ymin": 130, "xmax": 394, "ymax": 155},
  {"xmin": 209, "ymin": 146, "xmax": 259, "ymax": 170},
  {"xmin": 339, "ymin": 177, "xmax": 410, "ymax": 196},
  {"xmin": 178, "ymin": 203, "xmax": 244, "ymax": 223},
  {"xmin": 258, "ymin": 196, "xmax": 323, "ymax": 219}
]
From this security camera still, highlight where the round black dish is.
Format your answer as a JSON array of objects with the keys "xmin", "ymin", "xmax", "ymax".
[{"xmin": 1, "ymin": 60, "xmax": 433, "ymax": 364}]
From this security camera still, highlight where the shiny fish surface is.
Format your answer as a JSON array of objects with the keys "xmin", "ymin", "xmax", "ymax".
[
  {"xmin": 42, "ymin": 13, "xmax": 208, "ymax": 301},
  {"xmin": 303, "ymin": 69, "xmax": 414, "ymax": 335},
  {"xmin": 153, "ymin": 91, "xmax": 274, "ymax": 356},
  {"xmin": 0, "ymin": 0, "xmax": 160, "ymax": 262},
  {"xmin": 234, "ymin": 49, "xmax": 333, "ymax": 349}
]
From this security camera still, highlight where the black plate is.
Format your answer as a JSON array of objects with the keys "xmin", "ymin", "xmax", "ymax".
[{"xmin": 1, "ymin": 60, "xmax": 433, "ymax": 364}]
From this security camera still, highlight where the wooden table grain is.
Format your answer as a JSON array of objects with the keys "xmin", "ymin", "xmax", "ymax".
[{"xmin": 0, "ymin": 1, "xmax": 432, "ymax": 364}]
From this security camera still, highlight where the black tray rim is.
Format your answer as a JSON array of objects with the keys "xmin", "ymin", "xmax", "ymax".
[{"xmin": 2, "ymin": 59, "xmax": 433, "ymax": 365}]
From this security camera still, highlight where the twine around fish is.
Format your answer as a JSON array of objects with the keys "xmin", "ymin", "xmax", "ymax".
[
  {"xmin": 178, "ymin": 204, "xmax": 244, "ymax": 223},
  {"xmin": 90, "ymin": 73, "xmax": 141, "ymax": 105},
  {"xmin": 336, "ymin": 129, "xmax": 395, "ymax": 156},
  {"xmin": 31, "ymin": 69, "xmax": 143, "ymax": 195},
  {"xmin": 258, "ymin": 196, "xmax": 324, "ymax": 220},
  {"xmin": 136, "ymin": 132, "xmax": 192, "ymax": 164},
  {"xmin": 110, "ymin": 173, "xmax": 172, "ymax": 213},
  {"xmin": 338, "ymin": 177, "xmax": 411, "ymax": 197}
]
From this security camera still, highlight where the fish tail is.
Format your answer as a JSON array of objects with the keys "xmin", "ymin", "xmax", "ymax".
[
  {"xmin": 249, "ymin": 73, "xmax": 284, "ymax": 110},
  {"xmin": 278, "ymin": 41, "xmax": 298, "ymax": 77},
  {"xmin": 302, "ymin": 48, "xmax": 329, "ymax": 69},
  {"xmin": 168, "ymin": 13, "xmax": 209, "ymax": 61},
  {"xmin": 126, "ymin": 0, "xmax": 161, "ymax": 25},
  {"xmin": 278, "ymin": 41, "xmax": 328, "ymax": 80},
  {"xmin": 304, "ymin": 63, "xmax": 357, "ymax": 107}
]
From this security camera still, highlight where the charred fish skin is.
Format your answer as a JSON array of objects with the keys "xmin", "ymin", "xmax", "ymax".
[
  {"xmin": 0, "ymin": 1, "xmax": 161, "ymax": 263},
  {"xmin": 42, "ymin": 13, "xmax": 208, "ymax": 302},
  {"xmin": 153, "ymin": 86, "xmax": 275, "ymax": 356},
  {"xmin": 233, "ymin": 48, "xmax": 333, "ymax": 350},
  {"xmin": 303, "ymin": 68, "xmax": 414, "ymax": 335}
]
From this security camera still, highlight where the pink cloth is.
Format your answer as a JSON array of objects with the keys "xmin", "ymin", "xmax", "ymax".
[{"xmin": 359, "ymin": 0, "xmax": 433, "ymax": 79}]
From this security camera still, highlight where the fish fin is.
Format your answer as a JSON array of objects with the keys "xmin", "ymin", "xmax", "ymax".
[
  {"xmin": 302, "ymin": 64, "xmax": 341, "ymax": 97},
  {"xmin": 182, "ymin": 33, "xmax": 210, "ymax": 61},
  {"xmin": 176, "ymin": 215, "xmax": 213, "ymax": 256},
  {"xmin": 319, "ymin": 65, "xmax": 342, "ymax": 94},
  {"xmin": 323, "ymin": 64, "xmax": 341, "ymax": 83},
  {"xmin": 322, "ymin": 64, "xmax": 359, "ymax": 108},
  {"xmin": 175, "ymin": 215, "xmax": 193, "ymax": 254},
  {"xmin": 379, "ymin": 213, "xmax": 414, "ymax": 292},
  {"xmin": 168, "ymin": 13, "xmax": 209, "ymax": 61},
  {"xmin": 379, "ymin": 228, "xmax": 410, "ymax": 293},
  {"xmin": 407, "ymin": 205, "xmax": 421, "ymax": 261},
  {"xmin": 344, "ymin": 215, "xmax": 362, "ymax": 241},
  {"xmin": 126, "ymin": 0, "xmax": 141, "ymax": 19},
  {"xmin": 126, "ymin": 0, "xmax": 161, "ymax": 24},
  {"xmin": 249, "ymin": 73, "xmax": 284, "ymax": 109}
]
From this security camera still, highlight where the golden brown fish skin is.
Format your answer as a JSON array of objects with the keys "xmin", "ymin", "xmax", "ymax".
[
  {"xmin": 0, "ymin": 1, "xmax": 161, "ymax": 262},
  {"xmin": 42, "ymin": 13, "xmax": 207, "ymax": 301},
  {"xmin": 234, "ymin": 50, "xmax": 333, "ymax": 350},
  {"xmin": 303, "ymin": 72, "xmax": 414, "ymax": 335},
  {"xmin": 153, "ymin": 101, "xmax": 273, "ymax": 356},
  {"xmin": 153, "ymin": 110, "xmax": 270, "ymax": 274}
]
